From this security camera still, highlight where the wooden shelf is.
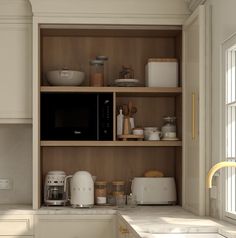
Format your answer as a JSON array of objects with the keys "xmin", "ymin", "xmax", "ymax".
[
  {"xmin": 40, "ymin": 140, "xmax": 182, "ymax": 147},
  {"xmin": 40, "ymin": 86, "xmax": 182, "ymax": 96}
]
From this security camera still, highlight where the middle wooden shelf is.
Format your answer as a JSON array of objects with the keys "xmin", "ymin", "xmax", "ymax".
[
  {"xmin": 40, "ymin": 86, "xmax": 182, "ymax": 96},
  {"xmin": 40, "ymin": 140, "xmax": 182, "ymax": 147}
]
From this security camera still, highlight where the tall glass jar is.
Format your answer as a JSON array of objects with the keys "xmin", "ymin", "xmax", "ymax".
[
  {"xmin": 112, "ymin": 181, "xmax": 125, "ymax": 197},
  {"xmin": 95, "ymin": 181, "xmax": 107, "ymax": 205},
  {"xmin": 96, "ymin": 56, "xmax": 108, "ymax": 86},
  {"xmin": 90, "ymin": 60, "xmax": 104, "ymax": 86}
]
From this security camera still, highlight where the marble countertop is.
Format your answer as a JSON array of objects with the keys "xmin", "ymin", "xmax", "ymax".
[
  {"xmin": 0, "ymin": 205, "xmax": 236, "ymax": 237},
  {"xmin": 118, "ymin": 206, "xmax": 236, "ymax": 238}
]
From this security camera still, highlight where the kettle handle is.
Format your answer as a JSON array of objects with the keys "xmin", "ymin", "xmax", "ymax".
[
  {"xmin": 64, "ymin": 175, "xmax": 72, "ymax": 192},
  {"xmin": 64, "ymin": 175, "xmax": 72, "ymax": 201}
]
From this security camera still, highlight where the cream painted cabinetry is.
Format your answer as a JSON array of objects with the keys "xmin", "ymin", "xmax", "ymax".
[
  {"xmin": 117, "ymin": 216, "xmax": 138, "ymax": 238},
  {"xmin": 0, "ymin": 215, "xmax": 34, "ymax": 237},
  {"xmin": 0, "ymin": 0, "xmax": 32, "ymax": 123},
  {"xmin": 0, "ymin": 23, "xmax": 32, "ymax": 123},
  {"xmin": 30, "ymin": 0, "xmax": 208, "ymax": 218},
  {"xmin": 35, "ymin": 214, "xmax": 116, "ymax": 238},
  {"xmin": 182, "ymin": 5, "xmax": 206, "ymax": 216}
]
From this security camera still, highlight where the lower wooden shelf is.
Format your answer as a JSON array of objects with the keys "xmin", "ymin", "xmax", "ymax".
[{"xmin": 40, "ymin": 140, "xmax": 182, "ymax": 147}]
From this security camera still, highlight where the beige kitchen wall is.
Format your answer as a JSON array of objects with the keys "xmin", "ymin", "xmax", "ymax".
[{"xmin": 0, "ymin": 125, "xmax": 32, "ymax": 204}]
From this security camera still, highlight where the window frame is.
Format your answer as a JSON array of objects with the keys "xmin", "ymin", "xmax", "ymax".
[{"xmin": 222, "ymin": 33, "xmax": 236, "ymax": 222}]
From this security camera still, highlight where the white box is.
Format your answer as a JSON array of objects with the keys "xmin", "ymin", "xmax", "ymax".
[{"xmin": 145, "ymin": 58, "xmax": 178, "ymax": 87}]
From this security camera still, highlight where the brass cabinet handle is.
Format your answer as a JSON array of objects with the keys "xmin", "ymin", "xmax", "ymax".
[
  {"xmin": 119, "ymin": 226, "xmax": 129, "ymax": 234},
  {"xmin": 192, "ymin": 92, "xmax": 195, "ymax": 140}
]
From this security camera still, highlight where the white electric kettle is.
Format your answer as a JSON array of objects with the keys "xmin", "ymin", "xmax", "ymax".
[{"xmin": 64, "ymin": 171, "xmax": 94, "ymax": 208}]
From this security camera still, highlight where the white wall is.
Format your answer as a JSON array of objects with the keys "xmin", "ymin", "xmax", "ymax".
[
  {"xmin": 205, "ymin": 0, "xmax": 236, "ymax": 218},
  {"xmin": 0, "ymin": 125, "xmax": 32, "ymax": 204}
]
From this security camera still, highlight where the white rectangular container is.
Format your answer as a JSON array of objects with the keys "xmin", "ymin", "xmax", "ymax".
[{"xmin": 145, "ymin": 58, "xmax": 178, "ymax": 87}]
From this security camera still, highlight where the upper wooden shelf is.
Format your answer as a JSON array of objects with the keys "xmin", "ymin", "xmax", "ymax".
[
  {"xmin": 40, "ymin": 140, "xmax": 182, "ymax": 147},
  {"xmin": 40, "ymin": 86, "xmax": 182, "ymax": 96}
]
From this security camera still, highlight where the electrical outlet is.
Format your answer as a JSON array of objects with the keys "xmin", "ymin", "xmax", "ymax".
[{"xmin": 0, "ymin": 178, "xmax": 12, "ymax": 190}]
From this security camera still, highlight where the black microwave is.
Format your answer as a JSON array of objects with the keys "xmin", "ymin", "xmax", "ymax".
[{"xmin": 41, "ymin": 93, "xmax": 113, "ymax": 141}]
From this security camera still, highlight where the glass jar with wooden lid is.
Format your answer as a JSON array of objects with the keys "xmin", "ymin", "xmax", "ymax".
[
  {"xmin": 112, "ymin": 181, "xmax": 125, "ymax": 197},
  {"xmin": 95, "ymin": 181, "xmax": 107, "ymax": 205},
  {"xmin": 89, "ymin": 60, "xmax": 104, "ymax": 86}
]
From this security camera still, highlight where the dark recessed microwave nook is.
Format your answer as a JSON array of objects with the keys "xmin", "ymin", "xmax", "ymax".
[{"xmin": 41, "ymin": 93, "xmax": 113, "ymax": 141}]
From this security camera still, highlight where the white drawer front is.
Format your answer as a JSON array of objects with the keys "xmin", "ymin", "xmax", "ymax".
[
  {"xmin": 35, "ymin": 215, "xmax": 115, "ymax": 238},
  {"xmin": 0, "ymin": 215, "xmax": 33, "ymax": 236}
]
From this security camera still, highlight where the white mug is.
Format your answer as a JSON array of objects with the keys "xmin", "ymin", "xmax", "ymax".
[
  {"xmin": 148, "ymin": 131, "xmax": 162, "ymax": 141},
  {"xmin": 144, "ymin": 127, "xmax": 159, "ymax": 140}
]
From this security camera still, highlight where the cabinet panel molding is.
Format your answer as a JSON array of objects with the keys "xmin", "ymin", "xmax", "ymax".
[
  {"xmin": 30, "ymin": 0, "xmax": 190, "ymax": 25},
  {"xmin": 0, "ymin": 23, "xmax": 32, "ymax": 121},
  {"xmin": 35, "ymin": 215, "xmax": 116, "ymax": 238},
  {"xmin": 0, "ymin": 215, "xmax": 34, "ymax": 236}
]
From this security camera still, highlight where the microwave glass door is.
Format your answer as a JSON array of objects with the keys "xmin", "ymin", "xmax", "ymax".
[{"xmin": 41, "ymin": 93, "xmax": 98, "ymax": 140}]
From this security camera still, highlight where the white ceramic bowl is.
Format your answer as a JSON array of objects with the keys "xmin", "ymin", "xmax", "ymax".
[
  {"xmin": 46, "ymin": 70, "xmax": 85, "ymax": 86},
  {"xmin": 132, "ymin": 128, "xmax": 144, "ymax": 136}
]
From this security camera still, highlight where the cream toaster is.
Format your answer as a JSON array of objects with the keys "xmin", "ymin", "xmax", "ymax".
[{"xmin": 131, "ymin": 177, "xmax": 176, "ymax": 205}]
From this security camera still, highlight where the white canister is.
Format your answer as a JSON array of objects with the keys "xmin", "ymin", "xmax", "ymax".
[{"xmin": 145, "ymin": 58, "xmax": 178, "ymax": 87}]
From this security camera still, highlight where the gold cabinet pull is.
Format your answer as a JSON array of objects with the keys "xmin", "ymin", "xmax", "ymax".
[
  {"xmin": 192, "ymin": 92, "xmax": 195, "ymax": 139},
  {"xmin": 119, "ymin": 226, "xmax": 129, "ymax": 234}
]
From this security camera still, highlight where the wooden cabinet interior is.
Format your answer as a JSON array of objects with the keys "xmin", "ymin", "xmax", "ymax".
[
  {"xmin": 40, "ymin": 28, "xmax": 182, "ymax": 86},
  {"xmin": 39, "ymin": 25, "xmax": 183, "ymax": 206},
  {"xmin": 41, "ymin": 146, "xmax": 182, "ymax": 204}
]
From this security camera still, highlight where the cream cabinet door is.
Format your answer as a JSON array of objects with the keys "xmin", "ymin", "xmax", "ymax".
[
  {"xmin": 183, "ymin": 5, "xmax": 206, "ymax": 216},
  {"xmin": 35, "ymin": 214, "xmax": 116, "ymax": 238},
  {"xmin": 0, "ymin": 215, "xmax": 34, "ymax": 236},
  {"xmin": 0, "ymin": 23, "xmax": 32, "ymax": 123},
  {"xmin": 117, "ymin": 216, "xmax": 130, "ymax": 238}
]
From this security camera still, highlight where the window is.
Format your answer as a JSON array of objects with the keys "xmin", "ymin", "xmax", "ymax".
[{"xmin": 224, "ymin": 35, "xmax": 236, "ymax": 220}]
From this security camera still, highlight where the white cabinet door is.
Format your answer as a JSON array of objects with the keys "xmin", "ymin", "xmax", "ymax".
[
  {"xmin": 0, "ymin": 215, "xmax": 34, "ymax": 236},
  {"xmin": 0, "ymin": 23, "xmax": 32, "ymax": 123},
  {"xmin": 183, "ymin": 5, "xmax": 206, "ymax": 216},
  {"xmin": 35, "ymin": 215, "xmax": 116, "ymax": 238}
]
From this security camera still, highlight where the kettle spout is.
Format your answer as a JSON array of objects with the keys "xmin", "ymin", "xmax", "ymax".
[{"xmin": 207, "ymin": 161, "xmax": 236, "ymax": 188}]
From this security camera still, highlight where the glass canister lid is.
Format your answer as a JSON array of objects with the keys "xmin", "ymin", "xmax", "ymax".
[
  {"xmin": 96, "ymin": 56, "xmax": 108, "ymax": 61},
  {"xmin": 112, "ymin": 180, "xmax": 125, "ymax": 185},
  {"xmin": 163, "ymin": 116, "xmax": 176, "ymax": 122},
  {"xmin": 95, "ymin": 181, "xmax": 108, "ymax": 185},
  {"xmin": 90, "ymin": 59, "xmax": 104, "ymax": 65}
]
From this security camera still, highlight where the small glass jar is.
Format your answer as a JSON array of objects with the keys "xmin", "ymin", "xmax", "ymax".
[
  {"xmin": 95, "ymin": 181, "xmax": 107, "ymax": 205},
  {"xmin": 112, "ymin": 181, "xmax": 125, "ymax": 197},
  {"xmin": 90, "ymin": 60, "xmax": 104, "ymax": 86}
]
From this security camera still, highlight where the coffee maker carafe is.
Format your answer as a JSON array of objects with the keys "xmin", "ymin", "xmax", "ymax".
[{"xmin": 44, "ymin": 171, "xmax": 67, "ymax": 206}]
